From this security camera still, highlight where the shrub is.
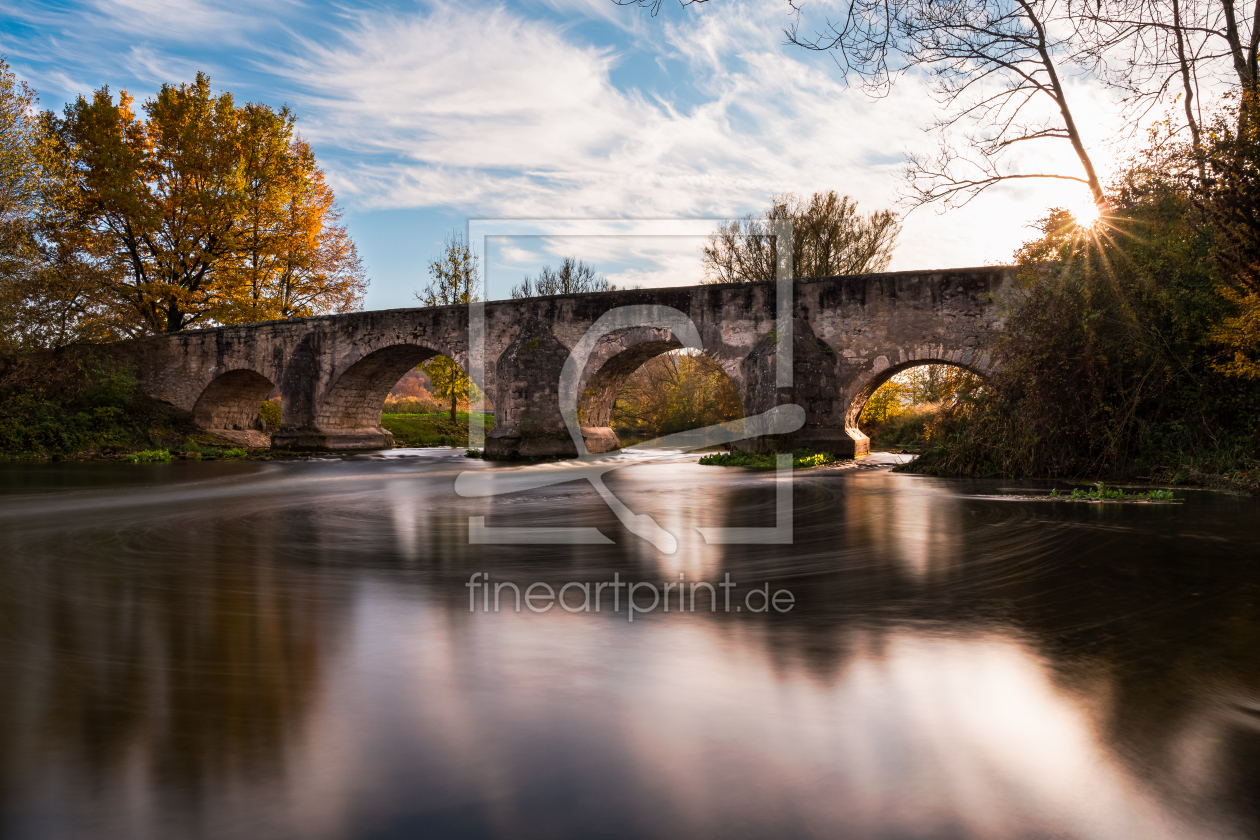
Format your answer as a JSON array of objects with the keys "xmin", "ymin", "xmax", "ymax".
[
  {"xmin": 699, "ymin": 448, "xmax": 838, "ymax": 468},
  {"xmin": 259, "ymin": 399, "xmax": 281, "ymax": 427},
  {"xmin": 125, "ymin": 448, "xmax": 171, "ymax": 463},
  {"xmin": 383, "ymin": 396, "xmax": 443, "ymax": 415},
  {"xmin": 912, "ymin": 182, "xmax": 1260, "ymax": 481}
]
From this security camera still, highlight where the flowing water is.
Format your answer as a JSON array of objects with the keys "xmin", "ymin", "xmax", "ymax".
[{"xmin": 0, "ymin": 450, "xmax": 1258, "ymax": 839}]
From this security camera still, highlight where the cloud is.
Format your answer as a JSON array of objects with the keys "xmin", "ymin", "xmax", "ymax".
[
  {"xmin": 2, "ymin": 0, "xmax": 1125, "ymax": 287},
  {"xmin": 269, "ymin": 0, "xmax": 933, "ymax": 223}
]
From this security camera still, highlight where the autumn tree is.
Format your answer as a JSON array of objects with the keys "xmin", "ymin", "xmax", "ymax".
[
  {"xmin": 0, "ymin": 59, "xmax": 44, "ymax": 350},
  {"xmin": 703, "ymin": 191, "xmax": 900, "ymax": 283},
  {"xmin": 220, "ymin": 134, "xmax": 365, "ymax": 322},
  {"xmin": 0, "ymin": 59, "xmax": 38, "ymax": 282},
  {"xmin": 414, "ymin": 233, "xmax": 481, "ymax": 421},
  {"xmin": 0, "ymin": 60, "xmax": 122, "ymax": 350},
  {"xmin": 43, "ymin": 72, "xmax": 364, "ymax": 334},
  {"xmin": 1201, "ymin": 93, "xmax": 1260, "ymax": 378}
]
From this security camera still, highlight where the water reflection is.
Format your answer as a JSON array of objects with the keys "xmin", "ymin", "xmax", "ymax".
[{"xmin": 0, "ymin": 452, "xmax": 1257, "ymax": 839}]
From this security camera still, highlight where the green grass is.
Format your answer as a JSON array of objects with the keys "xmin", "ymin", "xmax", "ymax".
[
  {"xmin": 698, "ymin": 448, "xmax": 840, "ymax": 469},
  {"xmin": 124, "ymin": 448, "xmax": 172, "ymax": 463},
  {"xmin": 1048, "ymin": 481, "xmax": 1175, "ymax": 502},
  {"xmin": 381, "ymin": 412, "xmax": 495, "ymax": 447}
]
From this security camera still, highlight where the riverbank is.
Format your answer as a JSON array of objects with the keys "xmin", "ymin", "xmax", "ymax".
[{"xmin": 380, "ymin": 411, "xmax": 491, "ymax": 447}]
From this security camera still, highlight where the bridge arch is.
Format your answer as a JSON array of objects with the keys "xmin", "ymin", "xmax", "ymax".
[
  {"xmin": 314, "ymin": 343, "xmax": 466, "ymax": 436},
  {"xmin": 192, "ymin": 368, "xmax": 278, "ymax": 448},
  {"xmin": 843, "ymin": 351, "xmax": 993, "ymax": 452},
  {"xmin": 583, "ymin": 342, "xmax": 743, "ymax": 450}
]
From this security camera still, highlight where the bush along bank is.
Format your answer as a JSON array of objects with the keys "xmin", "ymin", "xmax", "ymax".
[
  {"xmin": 699, "ymin": 448, "xmax": 839, "ymax": 469},
  {"xmin": 906, "ymin": 175, "xmax": 1260, "ymax": 494},
  {"xmin": 0, "ymin": 349, "xmax": 271, "ymax": 460}
]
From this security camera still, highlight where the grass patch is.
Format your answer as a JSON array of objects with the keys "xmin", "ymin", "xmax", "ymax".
[
  {"xmin": 124, "ymin": 448, "xmax": 172, "ymax": 463},
  {"xmin": 1049, "ymin": 481, "xmax": 1175, "ymax": 502},
  {"xmin": 699, "ymin": 448, "xmax": 840, "ymax": 469},
  {"xmin": 381, "ymin": 412, "xmax": 494, "ymax": 447}
]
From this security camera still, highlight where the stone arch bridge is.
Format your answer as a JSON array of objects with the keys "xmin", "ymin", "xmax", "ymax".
[{"xmin": 115, "ymin": 267, "xmax": 1014, "ymax": 458}]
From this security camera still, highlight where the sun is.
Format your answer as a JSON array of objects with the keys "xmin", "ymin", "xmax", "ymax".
[{"xmin": 1070, "ymin": 195, "xmax": 1103, "ymax": 227}]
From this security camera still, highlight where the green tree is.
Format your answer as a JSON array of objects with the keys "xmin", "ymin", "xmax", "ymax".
[
  {"xmin": 414, "ymin": 233, "xmax": 480, "ymax": 421},
  {"xmin": 703, "ymin": 191, "xmax": 900, "ymax": 283}
]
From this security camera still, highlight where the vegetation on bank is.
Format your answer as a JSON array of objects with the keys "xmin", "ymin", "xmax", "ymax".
[
  {"xmin": 859, "ymin": 365, "xmax": 982, "ymax": 452},
  {"xmin": 902, "ymin": 113, "xmax": 1260, "ymax": 492},
  {"xmin": 0, "ymin": 350, "xmax": 193, "ymax": 458},
  {"xmin": 699, "ymin": 448, "xmax": 838, "ymax": 469},
  {"xmin": 381, "ymin": 411, "xmax": 493, "ymax": 448},
  {"xmin": 1047, "ymin": 482, "xmax": 1175, "ymax": 502},
  {"xmin": 612, "ymin": 351, "xmax": 742, "ymax": 443},
  {"xmin": 0, "ymin": 351, "xmax": 287, "ymax": 461}
]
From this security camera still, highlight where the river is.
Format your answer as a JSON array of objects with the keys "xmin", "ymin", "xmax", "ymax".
[{"xmin": 0, "ymin": 450, "xmax": 1257, "ymax": 839}]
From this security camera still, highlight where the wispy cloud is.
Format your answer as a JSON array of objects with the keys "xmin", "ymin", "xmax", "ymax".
[{"xmin": 1, "ymin": 0, "xmax": 1122, "ymax": 300}]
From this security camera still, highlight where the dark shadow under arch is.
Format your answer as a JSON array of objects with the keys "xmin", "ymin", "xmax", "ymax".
[{"xmin": 193, "ymin": 369, "xmax": 278, "ymax": 432}]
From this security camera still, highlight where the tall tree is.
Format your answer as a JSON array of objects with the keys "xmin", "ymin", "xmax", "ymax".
[
  {"xmin": 46, "ymin": 72, "xmax": 364, "ymax": 334},
  {"xmin": 220, "ymin": 135, "xmax": 366, "ymax": 322},
  {"xmin": 619, "ymin": 0, "xmax": 1107, "ymax": 209},
  {"xmin": 0, "ymin": 60, "xmax": 120, "ymax": 350},
  {"xmin": 785, "ymin": 0, "xmax": 1107, "ymax": 208},
  {"xmin": 1200, "ymin": 93, "xmax": 1260, "ymax": 378},
  {"xmin": 703, "ymin": 191, "xmax": 900, "ymax": 283},
  {"xmin": 0, "ymin": 58, "xmax": 44, "ymax": 350},
  {"xmin": 414, "ymin": 233, "xmax": 480, "ymax": 420},
  {"xmin": 1075, "ymin": 0, "xmax": 1260, "ymax": 146}
]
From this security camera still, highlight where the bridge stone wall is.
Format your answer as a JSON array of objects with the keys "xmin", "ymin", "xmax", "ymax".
[{"xmin": 111, "ymin": 266, "xmax": 1015, "ymax": 457}]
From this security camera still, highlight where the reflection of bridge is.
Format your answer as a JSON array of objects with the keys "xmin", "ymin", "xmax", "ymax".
[{"xmin": 115, "ymin": 267, "xmax": 1013, "ymax": 458}]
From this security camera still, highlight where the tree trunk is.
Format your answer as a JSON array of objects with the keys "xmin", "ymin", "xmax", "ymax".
[{"xmin": 450, "ymin": 391, "xmax": 457, "ymax": 423}]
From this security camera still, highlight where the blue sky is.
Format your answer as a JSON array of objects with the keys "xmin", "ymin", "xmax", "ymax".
[{"xmin": 2, "ymin": 0, "xmax": 1112, "ymax": 307}]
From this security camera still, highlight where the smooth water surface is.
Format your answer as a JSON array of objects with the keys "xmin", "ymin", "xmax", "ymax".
[{"xmin": 1, "ymin": 451, "xmax": 1258, "ymax": 839}]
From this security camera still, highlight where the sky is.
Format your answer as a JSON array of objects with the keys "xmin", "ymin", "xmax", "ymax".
[{"xmin": 2, "ymin": 0, "xmax": 1120, "ymax": 307}]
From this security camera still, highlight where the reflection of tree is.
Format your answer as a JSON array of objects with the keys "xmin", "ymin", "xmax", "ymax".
[
  {"xmin": 679, "ymin": 473, "xmax": 1260, "ymax": 832},
  {"xmin": 0, "ymin": 509, "xmax": 347, "ymax": 808},
  {"xmin": 1007, "ymin": 562, "xmax": 1260, "ymax": 830}
]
